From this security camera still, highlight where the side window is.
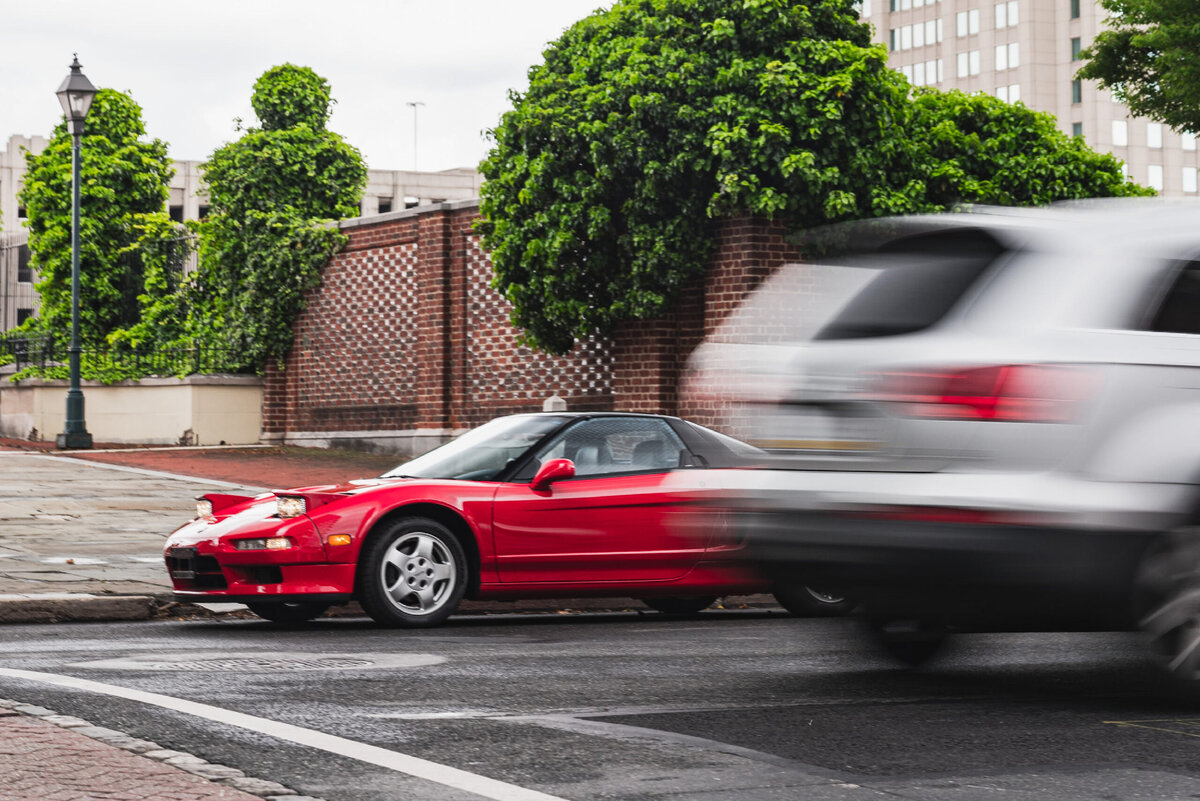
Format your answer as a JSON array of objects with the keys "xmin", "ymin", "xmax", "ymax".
[
  {"xmin": 1150, "ymin": 262, "xmax": 1200, "ymax": 335},
  {"xmin": 528, "ymin": 417, "xmax": 687, "ymax": 478}
]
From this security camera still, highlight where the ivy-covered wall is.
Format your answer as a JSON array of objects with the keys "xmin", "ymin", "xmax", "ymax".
[{"xmin": 261, "ymin": 202, "xmax": 799, "ymax": 454}]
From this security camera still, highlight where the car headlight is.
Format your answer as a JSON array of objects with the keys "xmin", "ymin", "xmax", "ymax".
[
  {"xmin": 196, "ymin": 499, "xmax": 214, "ymax": 519},
  {"xmin": 234, "ymin": 537, "xmax": 292, "ymax": 550},
  {"xmin": 276, "ymin": 496, "xmax": 307, "ymax": 519}
]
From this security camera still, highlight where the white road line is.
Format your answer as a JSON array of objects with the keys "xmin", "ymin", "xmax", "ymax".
[{"xmin": 0, "ymin": 668, "xmax": 571, "ymax": 801}]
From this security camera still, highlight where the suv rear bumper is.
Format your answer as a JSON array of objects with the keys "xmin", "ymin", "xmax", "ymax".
[{"xmin": 732, "ymin": 469, "xmax": 1196, "ymax": 627}]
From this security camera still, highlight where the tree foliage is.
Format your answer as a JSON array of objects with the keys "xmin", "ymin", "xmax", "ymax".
[
  {"xmin": 480, "ymin": 0, "xmax": 914, "ymax": 354},
  {"xmin": 16, "ymin": 89, "xmax": 176, "ymax": 346},
  {"xmin": 1077, "ymin": 0, "xmax": 1200, "ymax": 133},
  {"xmin": 910, "ymin": 89, "xmax": 1151, "ymax": 207},
  {"xmin": 480, "ymin": 0, "xmax": 1151, "ymax": 354},
  {"xmin": 188, "ymin": 63, "xmax": 366, "ymax": 367}
]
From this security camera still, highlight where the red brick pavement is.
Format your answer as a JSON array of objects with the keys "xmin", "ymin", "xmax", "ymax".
[
  {"xmin": 0, "ymin": 437, "xmax": 400, "ymax": 489},
  {"xmin": 0, "ymin": 709, "xmax": 261, "ymax": 801}
]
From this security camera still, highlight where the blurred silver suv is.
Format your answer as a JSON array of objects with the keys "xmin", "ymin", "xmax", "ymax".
[{"xmin": 704, "ymin": 201, "xmax": 1200, "ymax": 679}]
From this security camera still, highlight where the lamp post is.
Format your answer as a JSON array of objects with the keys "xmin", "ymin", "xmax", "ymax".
[
  {"xmin": 54, "ymin": 54, "xmax": 96, "ymax": 450},
  {"xmin": 406, "ymin": 101, "xmax": 424, "ymax": 171}
]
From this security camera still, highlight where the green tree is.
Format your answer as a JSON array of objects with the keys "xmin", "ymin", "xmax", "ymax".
[
  {"xmin": 1077, "ymin": 0, "xmax": 1200, "ymax": 133},
  {"xmin": 17, "ymin": 89, "xmax": 175, "ymax": 345},
  {"xmin": 479, "ymin": 0, "xmax": 916, "ymax": 354},
  {"xmin": 909, "ymin": 89, "xmax": 1151, "ymax": 207},
  {"xmin": 191, "ymin": 63, "xmax": 366, "ymax": 367},
  {"xmin": 480, "ymin": 0, "xmax": 1153, "ymax": 354}
]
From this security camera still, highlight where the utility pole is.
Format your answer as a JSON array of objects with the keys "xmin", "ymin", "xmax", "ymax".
[{"xmin": 406, "ymin": 101, "xmax": 425, "ymax": 171}]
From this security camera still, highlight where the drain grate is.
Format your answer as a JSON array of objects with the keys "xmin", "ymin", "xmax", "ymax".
[{"xmin": 143, "ymin": 657, "xmax": 375, "ymax": 672}]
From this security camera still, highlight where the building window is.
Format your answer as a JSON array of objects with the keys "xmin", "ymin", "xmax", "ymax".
[
  {"xmin": 169, "ymin": 205, "xmax": 184, "ymax": 223},
  {"xmin": 378, "ymin": 197, "xmax": 393, "ymax": 214},
  {"xmin": 995, "ymin": 1, "xmax": 1017, "ymax": 28},
  {"xmin": 901, "ymin": 25, "xmax": 912, "ymax": 49},
  {"xmin": 16, "ymin": 206, "xmax": 25, "ymax": 219},
  {"xmin": 890, "ymin": 29, "xmax": 897, "ymax": 50},
  {"xmin": 914, "ymin": 62, "xmax": 926, "ymax": 85},
  {"xmin": 957, "ymin": 52, "xmax": 969, "ymax": 77},
  {"xmin": 1008, "ymin": 42, "xmax": 1020, "ymax": 68},
  {"xmin": 1147, "ymin": 123, "xmax": 1163, "ymax": 149},
  {"xmin": 17, "ymin": 245, "xmax": 31, "ymax": 283},
  {"xmin": 995, "ymin": 44, "xmax": 1008, "ymax": 70},
  {"xmin": 1184, "ymin": 167, "xmax": 1198, "ymax": 194},
  {"xmin": 914, "ymin": 22, "xmax": 925, "ymax": 47},
  {"xmin": 862, "ymin": 0, "xmax": 872, "ymax": 15},
  {"xmin": 925, "ymin": 20, "xmax": 937, "ymax": 44},
  {"xmin": 1072, "ymin": 122, "xmax": 1083, "ymax": 138},
  {"xmin": 890, "ymin": 0, "xmax": 897, "ymax": 10},
  {"xmin": 1071, "ymin": 37, "xmax": 1082, "ymax": 60},
  {"xmin": 16, "ymin": 308, "xmax": 32, "ymax": 326},
  {"xmin": 1183, "ymin": 132, "xmax": 1197, "ymax": 151},
  {"xmin": 1148, "ymin": 164, "xmax": 1164, "ymax": 191},
  {"xmin": 996, "ymin": 85, "xmax": 1019, "ymax": 102},
  {"xmin": 1112, "ymin": 120, "xmax": 1128, "ymax": 146},
  {"xmin": 198, "ymin": 205, "xmax": 211, "ymax": 219},
  {"xmin": 956, "ymin": 9, "xmax": 980, "ymax": 36},
  {"xmin": 901, "ymin": 0, "xmax": 911, "ymax": 9},
  {"xmin": 996, "ymin": 86, "xmax": 1009, "ymax": 102},
  {"xmin": 1072, "ymin": 78, "xmax": 1082, "ymax": 104},
  {"xmin": 1070, "ymin": 0, "xmax": 1080, "ymax": 17},
  {"xmin": 970, "ymin": 50, "xmax": 981, "ymax": 75}
]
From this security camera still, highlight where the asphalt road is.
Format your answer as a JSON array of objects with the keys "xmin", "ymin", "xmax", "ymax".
[{"xmin": 1, "ymin": 610, "xmax": 1198, "ymax": 800}]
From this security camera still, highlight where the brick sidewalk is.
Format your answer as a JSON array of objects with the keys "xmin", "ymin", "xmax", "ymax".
[{"xmin": 0, "ymin": 708, "xmax": 262, "ymax": 801}]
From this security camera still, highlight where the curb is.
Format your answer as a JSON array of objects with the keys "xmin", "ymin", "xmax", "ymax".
[
  {"xmin": 0, "ymin": 697, "xmax": 327, "ymax": 801},
  {"xmin": 0, "ymin": 592, "xmax": 784, "ymax": 624}
]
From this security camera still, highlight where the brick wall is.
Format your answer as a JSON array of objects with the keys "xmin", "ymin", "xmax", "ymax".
[{"xmin": 262, "ymin": 201, "xmax": 800, "ymax": 451}]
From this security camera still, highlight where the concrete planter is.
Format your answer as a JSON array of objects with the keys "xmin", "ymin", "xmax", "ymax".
[{"xmin": 0, "ymin": 374, "xmax": 263, "ymax": 446}]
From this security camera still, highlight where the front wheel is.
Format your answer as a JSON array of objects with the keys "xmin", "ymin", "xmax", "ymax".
[
  {"xmin": 774, "ymin": 584, "xmax": 856, "ymax": 617},
  {"xmin": 245, "ymin": 601, "xmax": 331, "ymax": 625},
  {"xmin": 357, "ymin": 517, "xmax": 468, "ymax": 628},
  {"xmin": 640, "ymin": 596, "xmax": 717, "ymax": 616}
]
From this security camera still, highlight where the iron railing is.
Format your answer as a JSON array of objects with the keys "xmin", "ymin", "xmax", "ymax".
[{"xmin": 0, "ymin": 334, "xmax": 252, "ymax": 378}]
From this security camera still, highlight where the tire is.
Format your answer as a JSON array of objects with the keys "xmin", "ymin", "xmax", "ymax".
[
  {"xmin": 1134, "ymin": 527, "xmax": 1200, "ymax": 683},
  {"xmin": 245, "ymin": 601, "xmax": 331, "ymax": 624},
  {"xmin": 640, "ymin": 596, "xmax": 717, "ymax": 616},
  {"xmin": 865, "ymin": 616, "xmax": 949, "ymax": 667},
  {"xmin": 774, "ymin": 584, "xmax": 857, "ymax": 617},
  {"xmin": 357, "ymin": 517, "xmax": 468, "ymax": 628}
]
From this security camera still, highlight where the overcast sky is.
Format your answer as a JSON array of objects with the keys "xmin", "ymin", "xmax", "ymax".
[{"xmin": 2, "ymin": 0, "xmax": 610, "ymax": 171}]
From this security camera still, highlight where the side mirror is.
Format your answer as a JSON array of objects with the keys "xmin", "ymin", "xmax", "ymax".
[{"xmin": 530, "ymin": 458, "xmax": 575, "ymax": 491}]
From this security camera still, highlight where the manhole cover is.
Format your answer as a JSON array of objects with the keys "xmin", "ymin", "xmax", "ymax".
[{"xmin": 71, "ymin": 652, "xmax": 445, "ymax": 671}]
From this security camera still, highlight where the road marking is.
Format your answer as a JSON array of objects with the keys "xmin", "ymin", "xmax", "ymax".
[
  {"xmin": 1106, "ymin": 718, "xmax": 1200, "ymax": 739},
  {"xmin": 0, "ymin": 668, "xmax": 570, "ymax": 801}
]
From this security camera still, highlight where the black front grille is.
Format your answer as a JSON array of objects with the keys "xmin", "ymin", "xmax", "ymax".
[{"xmin": 167, "ymin": 548, "xmax": 228, "ymax": 590}]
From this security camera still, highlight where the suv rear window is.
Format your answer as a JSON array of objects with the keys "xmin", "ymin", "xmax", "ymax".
[{"xmin": 813, "ymin": 228, "xmax": 1006, "ymax": 341}]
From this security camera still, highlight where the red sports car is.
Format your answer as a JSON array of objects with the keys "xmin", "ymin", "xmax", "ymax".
[{"xmin": 164, "ymin": 413, "xmax": 848, "ymax": 625}]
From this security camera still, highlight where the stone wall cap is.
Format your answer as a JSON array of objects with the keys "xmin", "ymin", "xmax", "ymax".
[{"xmin": 337, "ymin": 198, "xmax": 480, "ymax": 231}]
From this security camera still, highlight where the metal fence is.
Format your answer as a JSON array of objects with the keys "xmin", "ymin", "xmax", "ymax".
[{"xmin": 0, "ymin": 334, "xmax": 251, "ymax": 378}]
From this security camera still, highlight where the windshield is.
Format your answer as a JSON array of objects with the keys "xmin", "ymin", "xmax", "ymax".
[{"xmin": 381, "ymin": 415, "xmax": 567, "ymax": 481}]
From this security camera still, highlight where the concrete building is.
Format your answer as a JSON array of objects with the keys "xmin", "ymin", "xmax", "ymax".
[
  {"xmin": 862, "ymin": 0, "xmax": 1200, "ymax": 195},
  {"xmin": 0, "ymin": 133, "xmax": 482, "ymax": 330}
]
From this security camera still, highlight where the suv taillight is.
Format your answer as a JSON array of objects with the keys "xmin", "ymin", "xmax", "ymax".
[{"xmin": 867, "ymin": 365, "xmax": 1093, "ymax": 423}]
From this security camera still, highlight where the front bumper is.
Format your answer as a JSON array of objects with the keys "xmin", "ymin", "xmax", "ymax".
[{"xmin": 164, "ymin": 511, "xmax": 357, "ymax": 599}]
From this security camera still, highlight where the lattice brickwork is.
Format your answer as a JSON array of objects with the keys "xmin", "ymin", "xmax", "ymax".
[{"xmin": 463, "ymin": 236, "xmax": 613, "ymax": 425}]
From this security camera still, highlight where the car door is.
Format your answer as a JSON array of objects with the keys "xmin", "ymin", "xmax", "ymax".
[{"xmin": 490, "ymin": 417, "xmax": 708, "ymax": 583}]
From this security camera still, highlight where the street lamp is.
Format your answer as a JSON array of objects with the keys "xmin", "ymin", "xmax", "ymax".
[{"xmin": 54, "ymin": 54, "xmax": 96, "ymax": 450}]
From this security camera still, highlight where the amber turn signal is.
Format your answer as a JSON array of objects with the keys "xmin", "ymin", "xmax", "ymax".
[{"xmin": 327, "ymin": 534, "xmax": 352, "ymax": 547}]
